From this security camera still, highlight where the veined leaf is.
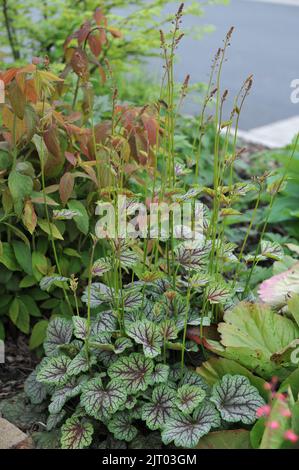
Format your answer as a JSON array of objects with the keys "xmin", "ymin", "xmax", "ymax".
[
  {"xmin": 108, "ymin": 412, "xmax": 138, "ymax": 442},
  {"xmin": 123, "ymin": 289, "xmax": 143, "ymax": 311},
  {"xmin": 44, "ymin": 317, "xmax": 73, "ymax": 356},
  {"xmin": 206, "ymin": 282, "xmax": 231, "ymax": 304},
  {"xmin": 108, "ymin": 353, "xmax": 154, "ymax": 394},
  {"xmin": 73, "ymin": 316, "xmax": 88, "ymax": 340},
  {"xmin": 175, "ymin": 239, "xmax": 209, "ymax": 271},
  {"xmin": 92, "ymin": 257, "xmax": 112, "ymax": 276},
  {"xmin": 46, "ymin": 411, "xmax": 66, "ymax": 431},
  {"xmin": 210, "ymin": 374, "xmax": 265, "ymax": 425},
  {"xmin": 82, "ymin": 283, "xmax": 115, "ymax": 308},
  {"xmin": 52, "ymin": 209, "xmax": 79, "ymax": 220},
  {"xmin": 114, "ymin": 337, "xmax": 133, "ymax": 354},
  {"xmin": 176, "ymin": 384, "xmax": 206, "ymax": 414},
  {"xmin": 67, "ymin": 350, "xmax": 96, "ymax": 376},
  {"xmin": 48, "ymin": 378, "xmax": 83, "ymax": 414},
  {"xmin": 141, "ymin": 385, "xmax": 176, "ymax": 431},
  {"xmin": 161, "ymin": 402, "xmax": 220, "ymax": 448},
  {"xmin": 37, "ymin": 355, "xmax": 71, "ymax": 386},
  {"xmin": 61, "ymin": 417, "xmax": 93, "ymax": 449},
  {"xmin": 91, "ymin": 310, "xmax": 118, "ymax": 335},
  {"xmin": 80, "ymin": 378, "xmax": 127, "ymax": 420},
  {"xmin": 160, "ymin": 319, "xmax": 178, "ymax": 341},
  {"xmin": 126, "ymin": 320, "xmax": 163, "ymax": 358},
  {"xmin": 40, "ymin": 275, "xmax": 69, "ymax": 291},
  {"xmin": 149, "ymin": 364, "xmax": 170, "ymax": 385},
  {"xmin": 261, "ymin": 241, "xmax": 284, "ymax": 261}
]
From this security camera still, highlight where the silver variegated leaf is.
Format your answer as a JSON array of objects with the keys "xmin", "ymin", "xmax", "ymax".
[
  {"xmin": 108, "ymin": 353, "xmax": 154, "ymax": 394},
  {"xmin": 160, "ymin": 319, "xmax": 178, "ymax": 341},
  {"xmin": 180, "ymin": 370, "xmax": 210, "ymax": 394},
  {"xmin": 48, "ymin": 377, "xmax": 83, "ymax": 414},
  {"xmin": 67, "ymin": 350, "xmax": 97, "ymax": 376},
  {"xmin": 61, "ymin": 417, "xmax": 93, "ymax": 449},
  {"xmin": 162, "ymin": 402, "xmax": 220, "ymax": 448},
  {"xmin": 126, "ymin": 320, "xmax": 163, "ymax": 358},
  {"xmin": 44, "ymin": 317, "xmax": 73, "ymax": 356},
  {"xmin": 206, "ymin": 282, "xmax": 231, "ymax": 304},
  {"xmin": 149, "ymin": 364, "xmax": 170, "ymax": 385},
  {"xmin": 80, "ymin": 378, "xmax": 127, "ymax": 420},
  {"xmin": 92, "ymin": 257, "xmax": 112, "ymax": 277},
  {"xmin": 176, "ymin": 384, "xmax": 206, "ymax": 414},
  {"xmin": 123, "ymin": 289, "xmax": 143, "ymax": 311},
  {"xmin": 82, "ymin": 283, "xmax": 115, "ymax": 308},
  {"xmin": 107, "ymin": 412, "xmax": 138, "ymax": 442},
  {"xmin": 175, "ymin": 239, "xmax": 209, "ymax": 270},
  {"xmin": 90, "ymin": 310, "xmax": 118, "ymax": 336},
  {"xmin": 210, "ymin": 374, "xmax": 265, "ymax": 425},
  {"xmin": 40, "ymin": 276, "xmax": 69, "ymax": 291},
  {"xmin": 52, "ymin": 209, "xmax": 79, "ymax": 220},
  {"xmin": 261, "ymin": 241, "xmax": 284, "ymax": 261},
  {"xmin": 73, "ymin": 316, "xmax": 88, "ymax": 340},
  {"xmin": 37, "ymin": 355, "xmax": 71, "ymax": 386},
  {"xmin": 141, "ymin": 385, "xmax": 176, "ymax": 431},
  {"xmin": 114, "ymin": 337, "xmax": 133, "ymax": 354},
  {"xmin": 46, "ymin": 410, "xmax": 66, "ymax": 431},
  {"xmin": 24, "ymin": 369, "xmax": 48, "ymax": 404}
]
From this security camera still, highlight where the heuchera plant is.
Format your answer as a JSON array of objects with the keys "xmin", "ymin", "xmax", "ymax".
[{"xmin": 25, "ymin": 313, "xmax": 265, "ymax": 449}]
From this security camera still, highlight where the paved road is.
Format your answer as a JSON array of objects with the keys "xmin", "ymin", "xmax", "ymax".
[{"xmin": 151, "ymin": 0, "xmax": 299, "ymax": 130}]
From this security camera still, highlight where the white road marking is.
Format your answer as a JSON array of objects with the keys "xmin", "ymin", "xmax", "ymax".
[
  {"xmin": 246, "ymin": 0, "xmax": 299, "ymax": 6},
  {"xmin": 236, "ymin": 116, "xmax": 299, "ymax": 148}
]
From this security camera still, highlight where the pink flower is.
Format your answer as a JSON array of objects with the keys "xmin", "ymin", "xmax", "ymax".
[
  {"xmin": 267, "ymin": 421, "xmax": 280, "ymax": 430},
  {"xmin": 284, "ymin": 430, "xmax": 298, "ymax": 443},
  {"xmin": 281, "ymin": 408, "xmax": 292, "ymax": 418},
  {"xmin": 257, "ymin": 405, "xmax": 271, "ymax": 418}
]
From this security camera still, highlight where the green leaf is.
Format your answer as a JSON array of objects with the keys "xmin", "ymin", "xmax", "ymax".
[
  {"xmin": 197, "ymin": 429, "xmax": 251, "ymax": 449},
  {"xmin": 161, "ymin": 402, "xmax": 220, "ymax": 448},
  {"xmin": 210, "ymin": 374, "xmax": 265, "ymax": 425},
  {"xmin": 217, "ymin": 302, "xmax": 299, "ymax": 379},
  {"xmin": 12, "ymin": 241, "xmax": 32, "ymax": 275},
  {"xmin": 61, "ymin": 417, "xmax": 93, "ymax": 449},
  {"xmin": 68, "ymin": 200, "xmax": 89, "ymax": 235},
  {"xmin": 37, "ymin": 355, "xmax": 71, "ymax": 386},
  {"xmin": 259, "ymin": 398, "xmax": 291, "ymax": 449},
  {"xmin": 114, "ymin": 337, "xmax": 133, "ymax": 354},
  {"xmin": 44, "ymin": 317, "xmax": 73, "ymax": 356},
  {"xmin": 90, "ymin": 310, "xmax": 118, "ymax": 335},
  {"xmin": 141, "ymin": 385, "xmax": 177, "ymax": 431},
  {"xmin": 160, "ymin": 319, "xmax": 178, "ymax": 341},
  {"xmin": 176, "ymin": 384, "xmax": 206, "ymax": 414},
  {"xmin": 32, "ymin": 252, "xmax": 48, "ymax": 281},
  {"xmin": 206, "ymin": 281, "xmax": 231, "ymax": 304},
  {"xmin": 24, "ymin": 369, "xmax": 48, "ymax": 404},
  {"xmin": 108, "ymin": 353, "xmax": 154, "ymax": 394},
  {"xmin": 29, "ymin": 320, "xmax": 49, "ymax": 349},
  {"xmin": 8, "ymin": 170, "xmax": 33, "ymax": 215},
  {"xmin": 108, "ymin": 412, "xmax": 138, "ymax": 442},
  {"xmin": 40, "ymin": 275, "xmax": 69, "ymax": 291},
  {"xmin": 80, "ymin": 378, "xmax": 127, "ymax": 420},
  {"xmin": 38, "ymin": 219, "xmax": 64, "ymax": 240},
  {"xmin": 0, "ymin": 243, "xmax": 20, "ymax": 271},
  {"xmin": 126, "ymin": 320, "xmax": 163, "ymax": 358},
  {"xmin": 175, "ymin": 239, "xmax": 209, "ymax": 270},
  {"xmin": 19, "ymin": 275, "xmax": 37, "ymax": 288},
  {"xmin": 9, "ymin": 298, "xmax": 30, "ymax": 334}
]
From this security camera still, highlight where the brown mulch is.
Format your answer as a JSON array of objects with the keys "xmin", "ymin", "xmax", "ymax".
[{"xmin": 0, "ymin": 335, "xmax": 38, "ymax": 399}]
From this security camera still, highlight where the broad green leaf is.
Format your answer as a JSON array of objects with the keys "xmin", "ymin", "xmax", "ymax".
[
  {"xmin": 176, "ymin": 384, "xmax": 206, "ymax": 414},
  {"xmin": 9, "ymin": 298, "xmax": 30, "ymax": 334},
  {"xmin": 61, "ymin": 417, "xmax": 93, "ymax": 449},
  {"xmin": 211, "ymin": 374, "xmax": 265, "ymax": 425},
  {"xmin": 161, "ymin": 402, "xmax": 220, "ymax": 448},
  {"xmin": 24, "ymin": 369, "xmax": 48, "ymax": 404},
  {"xmin": 217, "ymin": 302, "xmax": 299, "ymax": 379},
  {"xmin": 197, "ymin": 429, "xmax": 251, "ymax": 449},
  {"xmin": 44, "ymin": 317, "xmax": 73, "ymax": 356},
  {"xmin": 8, "ymin": 170, "xmax": 33, "ymax": 215},
  {"xmin": 68, "ymin": 200, "xmax": 89, "ymax": 235},
  {"xmin": 80, "ymin": 378, "xmax": 127, "ymax": 420},
  {"xmin": 12, "ymin": 241, "xmax": 32, "ymax": 275},
  {"xmin": 288, "ymin": 294, "xmax": 299, "ymax": 328},
  {"xmin": 0, "ymin": 243, "xmax": 20, "ymax": 271},
  {"xmin": 108, "ymin": 412, "xmax": 138, "ymax": 442},
  {"xmin": 108, "ymin": 353, "xmax": 154, "ymax": 394},
  {"xmin": 38, "ymin": 219, "xmax": 64, "ymax": 240},
  {"xmin": 37, "ymin": 355, "xmax": 71, "ymax": 386},
  {"xmin": 141, "ymin": 385, "xmax": 176, "ymax": 431},
  {"xmin": 29, "ymin": 320, "xmax": 49, "ymax": 349},
  {"xmin": 260, "ymin": 398, "xmax": 291, "ymax": 449},
  {"xmin": 197, "ymin": 357, "xmax": 267, "ymax": 400},
  {"xmin": 126, "ymin": 320, "xmax": 163, "ymax": 358}
]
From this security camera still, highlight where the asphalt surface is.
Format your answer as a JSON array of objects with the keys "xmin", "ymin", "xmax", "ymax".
[{"xmin": 151, "ymin": 0, "xmax": 299, "ymax": 130}]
